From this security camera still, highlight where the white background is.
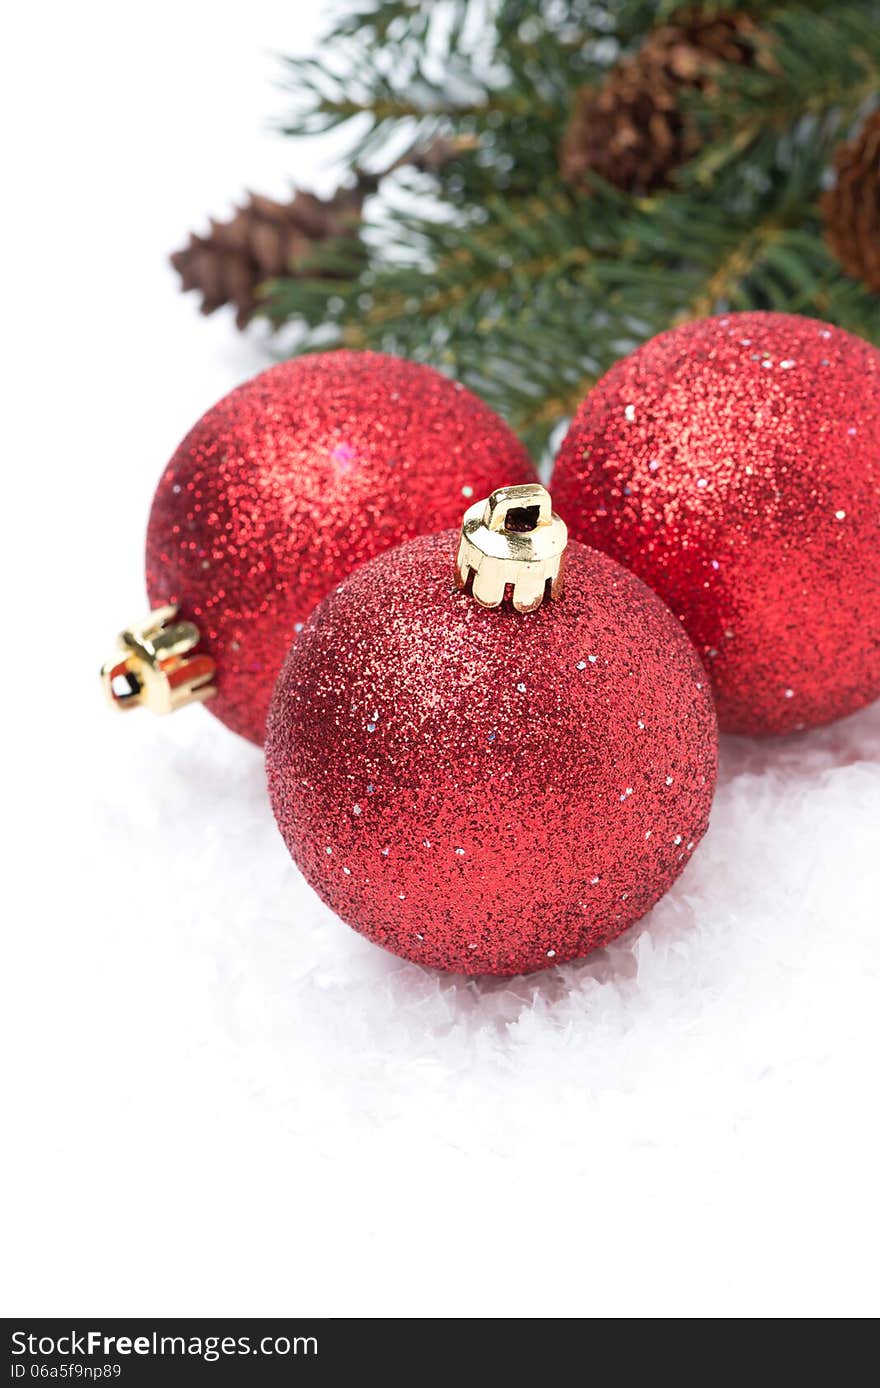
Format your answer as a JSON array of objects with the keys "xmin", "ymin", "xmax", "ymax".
[{"xmin": 3, "ymin": 1, "xmax": 879, "ymax": 1318}]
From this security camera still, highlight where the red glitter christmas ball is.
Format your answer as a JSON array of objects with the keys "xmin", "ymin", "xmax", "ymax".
[
  {"xmin": 552, "ymin": 312, "xmax": 880, "ymax": 735},
  {"xmin": 266, "ymin": 488, "xmax": 717, "ymax": 976},
  {"xmin": 145, "ymin": 351, "xmax": 536, "ymax": 743}
]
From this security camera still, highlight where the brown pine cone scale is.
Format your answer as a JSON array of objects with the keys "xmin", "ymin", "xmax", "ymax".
[
  {"xmin": 822, "ymin": 110, "xmax": 880, "ymax": 294},
  {"xmin": 170, "ymin": 184, "xmax": 368, "ymax": 328},
  {"xmin": 561, "ymin": 12, "xmax": 758, "ymax": 195}
]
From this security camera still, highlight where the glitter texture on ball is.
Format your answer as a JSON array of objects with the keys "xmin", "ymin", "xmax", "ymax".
[
  {"xmin": 551, "ymin": 312, "xmax": 880, "ymax": 735},
  {"xmin": 145, "ymin": 352, "xmax": 536, "ymax": 743},
  {"xmin": 266, "ymin": 528, "xmax": 718, "ymax": 976}
]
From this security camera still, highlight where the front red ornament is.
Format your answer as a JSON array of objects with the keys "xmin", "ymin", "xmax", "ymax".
[
  {"xmin": 144, "ymin": 351, "xmax": 536, "ymax": 743},
  {"xmin": 552, "ymin": 312, "xmax": 880, "ymax": 735},
  {"xmin": 266, "ymin": 485, "xmax": 717, "ymax": 976}
]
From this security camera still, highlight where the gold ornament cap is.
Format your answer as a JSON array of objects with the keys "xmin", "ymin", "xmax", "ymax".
[
  {"xmin": 101, "ymin": 604, "xmax": 216, "ymax": 715},
  {"xmin": 455, "ymin": 483, "xmax": 567, "ymax": 613}
]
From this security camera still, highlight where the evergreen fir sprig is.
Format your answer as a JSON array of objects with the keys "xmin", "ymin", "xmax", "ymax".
[
  {"xmin": 263, "ymin": 0, "xmax": 880, "ymax": 456},
  {"xmin": 684, "ymin": 4, "xmax": 880, "ymax": 182}
]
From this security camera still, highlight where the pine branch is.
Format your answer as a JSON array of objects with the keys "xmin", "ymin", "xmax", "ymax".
[
  {"xmin": 255, "ymin": 0, "xmax": 880, "ymax": 455},
  {"xmin": 268, "ymin": 146, "xmax": 880, "ymax": 455},
  {"xmin": 684, "ymin": 3, "xmax": 880, "ymax": 182}
]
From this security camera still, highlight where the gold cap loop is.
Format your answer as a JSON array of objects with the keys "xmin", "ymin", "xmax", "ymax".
[
  {"xmin": 455, "ymin": 483, "xmax": 567, "ymax": 613},
  {"xmin": 101, "ymin": 605, "xmax": 216, "ymax": 715}
]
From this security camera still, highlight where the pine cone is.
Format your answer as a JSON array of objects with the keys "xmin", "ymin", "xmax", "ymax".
[
  {"xmin": 561, "ymin": 12, "xmax": 758, "ymax": 194},
  {"xmin": 170, "ymin": 183, "xmax": 370, "ymax": 329},
  {"xmin": 822, "ymin": 110, "xmax": 880, "ymax": 294}
]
